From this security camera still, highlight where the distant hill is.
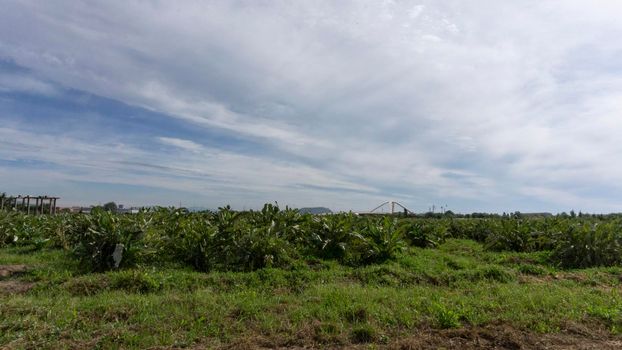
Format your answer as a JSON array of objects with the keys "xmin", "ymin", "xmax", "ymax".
[{"xmin": 298, "ymin": 207, "xmax": 333, "ymax": 215}]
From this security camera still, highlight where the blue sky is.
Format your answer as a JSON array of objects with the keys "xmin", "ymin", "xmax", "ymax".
[{"xmin": 2, "ymin": 1, "xmax": 622, "ymax": 213}]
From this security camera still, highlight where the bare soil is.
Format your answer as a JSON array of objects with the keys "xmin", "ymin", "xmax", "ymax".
[
  {"xmin": 0, "ymin": 264, "xmax": 34, "ymax": 295},
  {"xmin": 0, "ymin": 279, "xmax": 35, "ymax": 294},
  {"xmin": 389, "ymin": 323, "xmax": 622, "ymax": 350},
  {"xmin": 0, "ymin": 264, "xmax": 28, "ymax": 278},
  {"xmin": 220, "ymin": 322, "xmax": 622, "ymax": 350},
  {"xmin": 21, "ymin": 319, "xmax": 622, "ymax": 349}
]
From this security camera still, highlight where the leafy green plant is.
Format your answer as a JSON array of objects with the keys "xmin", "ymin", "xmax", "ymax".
[
  {"xmin": 551, "ymin": 222, "xmax": 622, "ymax": 268},
  {"xmin": 359, "ymin": 217, "xmax": 406, "ymax": 264},
  {"xmin": 403, "ymin": 220, "xmax": 447, "ymax": 248},
  {"xmin": 431, "ymin": 302, "xmax": 462, "ymax": 329},
  {"xmin": 4, "ymin": 204, "xmax": 622, "ymax": 273},
  {"xmin": 308, "ymin": 213, "xmax": 363, "ymax": 262},
  {"xmin": 70, "ymin": 208, "xmax": 145, "ymax": 271}
]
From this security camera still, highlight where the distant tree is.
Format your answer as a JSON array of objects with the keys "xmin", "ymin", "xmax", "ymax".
[{"xmin": 103, "ymin": 202, "xmax": 118, "ymax": 213}]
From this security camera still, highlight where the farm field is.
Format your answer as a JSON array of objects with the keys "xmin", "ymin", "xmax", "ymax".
[{"xmin": 1, "ymin": 206, "xmax": 622, "ymax": 349}]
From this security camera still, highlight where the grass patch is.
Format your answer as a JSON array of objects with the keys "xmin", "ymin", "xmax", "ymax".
[{"xmin": 2, "ymin": 239, "xmax": 622, "ymax": 348}]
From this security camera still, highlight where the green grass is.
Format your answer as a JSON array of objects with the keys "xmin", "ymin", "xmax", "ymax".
[{"xmin": 1, "ymin": 239, "xmax": 621, "ymax": 349}]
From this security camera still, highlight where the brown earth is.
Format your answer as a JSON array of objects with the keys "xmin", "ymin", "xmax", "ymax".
[
  {"xmin": 0, "ymin": 264, "xmax": 28, "ymax": 278},
  {"xmin": 0, "ymin": 279, "xmax": 35, "ymax": 294},
  {"xmin": 0, "ymin": 264, "xmax": 34, "ymax": 295},
  {"xmin": 217, "ymin": 322, "xmax": 622, "ymax": 350},
  {"xmin": 9, "ymin": 321, "xmax": 622, "ymax": 349},
  {"xmin": 390, "ymin": 323, "xmax": 622, "ymax": 350}
]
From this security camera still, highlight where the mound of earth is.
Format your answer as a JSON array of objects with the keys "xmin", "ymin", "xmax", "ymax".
[
  {"xmin": 0, "ymin": 264, "xmax": 28, "ymax": 278},
  {"xmin": 0, "ymin": 264, "xmax": 34, "ymax": 295}
]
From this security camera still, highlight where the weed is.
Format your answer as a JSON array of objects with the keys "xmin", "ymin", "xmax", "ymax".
[
  {"xmin": 350, "ymin": 324, "xmax": 376, "ymax": 343},
  {"xmin": 431, "ymin": 302, "xmax": 462, "ymax": 329}
]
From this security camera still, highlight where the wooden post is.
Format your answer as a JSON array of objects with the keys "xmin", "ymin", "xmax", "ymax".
[
  {"xmin": 53, "ymin": 198, "xmax": 57, "ymax": 214},
  {"xmin": 26, "ymin": 196, "xmax": 31, "ymax": 215},
  {"xmin": 39, "ymin": 197, "xmax": 44, "ymax": 215}
]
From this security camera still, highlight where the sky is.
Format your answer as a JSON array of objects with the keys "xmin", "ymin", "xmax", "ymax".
[{"xmin": 1, "ymin": 1, "xmax": 622, "ymax": 213}]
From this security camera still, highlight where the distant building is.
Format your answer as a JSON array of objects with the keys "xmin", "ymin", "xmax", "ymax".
[{"xmin": 117, "ymin": 206, "xmax": 141, "ymax": 214}]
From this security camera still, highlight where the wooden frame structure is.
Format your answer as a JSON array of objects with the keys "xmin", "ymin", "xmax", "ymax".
[{"xmin": 0, "ymin": 195, "xmax": 60, "ymax": 215}]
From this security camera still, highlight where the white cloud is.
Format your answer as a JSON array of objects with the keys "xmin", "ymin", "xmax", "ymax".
[
  {"xmin": 0, "ymin": 126, "xmax": 383, "ymax": 209},
  {"xmin": 158, "ymin": 137, "xmax": 203, "ymax": 153},
  {"xmin": 1, "ymin": 1, "xmax": 622, "ymax": 211}
]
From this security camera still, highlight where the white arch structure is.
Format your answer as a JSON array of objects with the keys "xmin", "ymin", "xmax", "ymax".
[{"xmin": 367, "ymin": 201, "xmax": 414, "ymax": 214}]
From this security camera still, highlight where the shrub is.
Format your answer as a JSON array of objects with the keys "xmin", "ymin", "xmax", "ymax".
[
  {"xmin": 174, "ymin": 205, "xmax": 299, "ymax": 272},
  {"xmin": 69, "ymin": 208, "xmax": 145, "ymax": 271},
  {"xmin": 358, "ymin": 217, "xmax": 406, "ymax": 264},
  {"xmin": 307, "ymin": 213, "xmax": 362, "ymax": 262},
  {"xmin": 403, "ymin": 220, "xmax": 446, "ymax": 248},
  {"xmin": 551, "ymin": 222, "xmax": 622, "ymax": 268},
  {"xmin": 0, "ymin": 212, "xmax": 50, "ymax": 250}
]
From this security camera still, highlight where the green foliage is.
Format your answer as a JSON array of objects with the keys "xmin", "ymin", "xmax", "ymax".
[
  {"xmin": 4, "ymin": 236, "xmax": 622, "ymax": 348},
  {"xmin": 431, "ymin": 302, "xmax": 462, "ymax": 328},
  {"xmin": 402, "ymin": 220, "xmax": 447, "ymax": 248},
  {"xmin": 551, "ymin": 221, "xmax": 622, "ymax": 268},
  {"xmin": 308, "ymin": 213, "xmax": 362, "ymax": 262},
  {"xmin": 359, "ymin": 217, "xmax": 406, "ymax": 264},
  {"xmin": 4, "ymin": 205, "xmax": 622, "ymax": 271},
  {"xmin": 350, "ymin": 324, "xmax": 376, "ymax": 343},
  {"xmin": 110, "ymin": 270, "xmax": 161, "ymax": 293},
  {"xmin": 69, "ymin": 208, "xmax": 145, "ymax": 271},
  {"xmin": 102, "ymin": 202, "xmax": 118, "ymax": 213},
  {"xmin": 0, "ymin": 212, "xmax": 50, "ymax": 249},
  {"xmin": 517, "ymin": 263, "xmax": 547, "ymax": 275},
  {"xmin": 218, "ymin": 204, "xmax": 301, "ymax": 271}
]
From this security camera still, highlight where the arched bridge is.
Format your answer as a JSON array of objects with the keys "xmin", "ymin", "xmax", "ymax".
[{"xmin": 359, "ymin": 201, "xmax": 414, "ymax": 215}]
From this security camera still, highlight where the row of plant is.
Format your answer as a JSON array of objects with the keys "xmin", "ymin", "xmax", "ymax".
[{"xmin": 1, "ymin": 204, "xmax": 622, "ymax": 271}]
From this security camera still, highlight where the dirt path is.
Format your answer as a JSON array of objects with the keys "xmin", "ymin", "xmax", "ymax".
[
  {"xmin": 0, "ymin": 264, "xmax": 34, "ymax": 295},
  {"xmin": 0, "ymin": 264, "xmax": 28, "ymax": 278}
]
